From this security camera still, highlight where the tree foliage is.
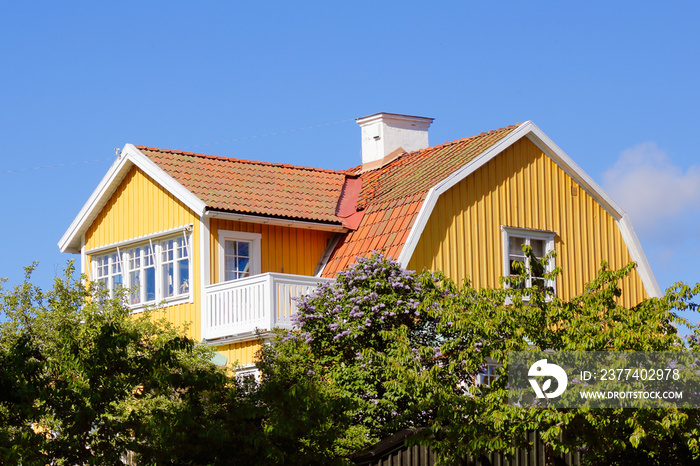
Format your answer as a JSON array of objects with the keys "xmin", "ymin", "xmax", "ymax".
[
  {"xmin": 3, "ymin": 253, "xmax": 700, "ymax": 465},
  {"xmin": 263, "ymin": 251, "xmax": 700, "ymax": 465},
  {"xmin": 0, "ymin": 263, "xmax": 261, "ymax": 465}
]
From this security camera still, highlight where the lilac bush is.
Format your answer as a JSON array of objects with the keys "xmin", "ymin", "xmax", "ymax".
[
  {"xmin": 289, "ymin": 253, "xmax": 440, "ymax": 358},
  {"xmin": 281, "ymin": 252, "xmax": 446, "ymax": 438}
]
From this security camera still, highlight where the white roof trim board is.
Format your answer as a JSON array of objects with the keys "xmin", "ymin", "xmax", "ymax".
[
  {"xmin": 58, "ymin": 144, "xmax": 207, "ymax": 254},
  {"xmin": 396, "ymin": 121, "xmax": 662, "ymax": 298}
]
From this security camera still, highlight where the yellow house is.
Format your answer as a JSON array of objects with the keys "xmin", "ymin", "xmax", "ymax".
[{"xmin": 58, "ymin": 113, "xmax": 660, "ymax": 372}]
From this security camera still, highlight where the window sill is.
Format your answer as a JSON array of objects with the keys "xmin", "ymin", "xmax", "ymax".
[{"xmin": 128, "ymin": 293, "xmax": 193, "ymax": 313}]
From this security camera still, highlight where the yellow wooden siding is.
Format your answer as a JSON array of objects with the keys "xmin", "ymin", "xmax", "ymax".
[
  {"xmin": 408, "ymin": 138, "xmax": 647, "ymax": 307},
  {"xmin": 84, "ymin": 167, "xmax": 202, "ymax": 340},
  {"xmin": 216, "ymin": 339, "xmax": 263, "ymax": 368},
  {"xmin": 209, "ymin": 218, "xmax": 334, "ymax": 283}
]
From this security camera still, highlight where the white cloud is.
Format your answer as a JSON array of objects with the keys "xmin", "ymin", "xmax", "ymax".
[
  {"xmin": 602, "ymin": 143, "xmax": 700, "ymax": 295},
  {"xmin": 602, "ymin": 142, "xmax": 700, "ymax": 233}
]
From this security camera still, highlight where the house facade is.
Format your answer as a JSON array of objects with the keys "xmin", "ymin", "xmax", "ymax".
[{"xmin": 59, "ymin": 113, "xmax": 659, "ymax": 370}]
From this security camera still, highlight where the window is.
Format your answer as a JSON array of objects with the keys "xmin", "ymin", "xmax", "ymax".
[
  {"xmin": 501, "ymin": 226, "xmax": 555, "ymax": 291},
  {"xmin": 476, "ymin": 362, "xmax": 501, "ymax": 387},
  {"xmin": 224, "ymin": 240, "xmax": 251, "ymax": 280},
  {"xmin": 218, "ymin": 231, "xmax": 261, "ymax": 282},
  {"xmin": 93, "ymin": 252, "xmax": 123, "ymax": 298},
  {"xmin": 91, "ymin": 233, "xmax": 191, "ymax": 309},
  {"xmin": 128, "ymin": 245, "xmax": 156, "ymax": 305},
  {"xmin": 161, "ymin": 237, "xmax": 190, "ymax": 297}
]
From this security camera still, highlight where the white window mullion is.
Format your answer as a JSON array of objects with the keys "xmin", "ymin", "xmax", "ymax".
[
  {"xmin": 153, "ymin": 240, "xmax": 162, "ymax": 301},
  {"xmin": 123, "ymin": 249, "xmax": 130, "ymax": 298},
  {"xmin": 92, "ymin": 233, "xmax": 191, "ymax": 310}
]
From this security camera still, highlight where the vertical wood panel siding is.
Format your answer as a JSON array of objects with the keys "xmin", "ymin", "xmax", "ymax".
[
  {"xmin": 208, "ymin": 220, "xmax": 334, "ymax": 367},
  {"xmin": 408, "ymin": 138, "xmax": 647, "ymax": 307},
  {"xmin": 217, "ymin": 339, "xmax": 263, "ymax": 369},
  {"xmin": 209, "ymin": 219, "xmax": 334, "ymax": 284},
  {"xmin": 84, "ymin": 167, "xmax": 202, "ymax": 340}
]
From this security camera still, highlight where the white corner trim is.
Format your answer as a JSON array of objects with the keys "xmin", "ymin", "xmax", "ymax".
[
  {"xmin": 80, "ymin": 236, "xmax": 86, "ymax": 277},
  {"xmin": 395, "ymin": 121, "xmax": 662, "ymax": 299},
  {"xmin": 618, "ymin": 214, "xmax": 662, "ymax": 298},
  {"xmin": 199, "ymin": 215, "xmax": 211, "ymax": 342},
  {"xmin": 58, "ymin": 144, "xmax": 207, "ymax": 255}
]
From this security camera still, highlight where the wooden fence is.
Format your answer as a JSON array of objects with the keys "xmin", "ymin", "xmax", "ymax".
[{"xmin": 352, "ymin": 429, "xmax": 581, "ymax": 466}]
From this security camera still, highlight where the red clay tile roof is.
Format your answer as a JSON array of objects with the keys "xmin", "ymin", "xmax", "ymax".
[
  {"xmin": 137, "ymin": 146, "xmax": 347, "ymax": 224},
  {"xmin": 321, "ymin": 124, "xmax": 520, "ymax": 276},
  {"xmin": 136, "ymin": 123, "xmax": 519, "ymax": 276}
]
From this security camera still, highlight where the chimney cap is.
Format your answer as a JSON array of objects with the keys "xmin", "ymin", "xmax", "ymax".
[{"xmin": 356, "ymin": 112, "xmax": 434, "ymax": 126}]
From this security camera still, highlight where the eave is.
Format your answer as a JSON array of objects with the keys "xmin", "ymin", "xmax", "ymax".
[
  {"xmin": 58, "ymin": 144, "xmax": 207, "ymax": 254},
  {"xmin": 204, "ymin": 209, "xmax": 348, "ymax": 233}
]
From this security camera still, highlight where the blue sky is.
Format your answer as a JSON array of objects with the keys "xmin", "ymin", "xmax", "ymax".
[{"xmin": 2, "ymin": 2, "xmax": 699, "ymax": 323}]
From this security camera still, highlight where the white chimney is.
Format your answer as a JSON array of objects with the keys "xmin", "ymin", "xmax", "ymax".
[{"xmin": 356, "ymin": 112, "xmax": 434, "ymax": 168}]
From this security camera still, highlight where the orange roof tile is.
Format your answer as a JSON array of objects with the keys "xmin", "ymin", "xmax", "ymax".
[
  {"xmin": 137, "ymin": 146, "xmax": 347, "ymax": 224},
  {"xmin": 135, "ymin": 123, "xmax": 518, "ymax": 277},
  {"xmin": 321, "ymin": 124, "xmax": 519, "ymax": 276}
]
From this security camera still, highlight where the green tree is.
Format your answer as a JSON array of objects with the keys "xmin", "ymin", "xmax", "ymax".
[
  {"xmin": 264, "ymin": 251, "xmax": 700, "ymax": 465},
  {"xmin": 0, "ymin": 263, "xmax": 262, "ymax": 465},
  {"xmin": 410, "ymin": 254, "xmax": 700, "ymax": 465}
]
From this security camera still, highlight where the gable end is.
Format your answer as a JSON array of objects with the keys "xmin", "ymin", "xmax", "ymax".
[{"xmin": 58, "ymin": 144, "xmax": 206, "ymax": 254}]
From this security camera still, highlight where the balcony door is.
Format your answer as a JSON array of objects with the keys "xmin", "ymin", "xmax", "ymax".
[{"xmin": 218, "ymin": 230, "xmax": 262, "ymax": 282}]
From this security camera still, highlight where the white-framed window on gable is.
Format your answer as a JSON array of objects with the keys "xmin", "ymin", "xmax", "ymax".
[
  {"xmin": 90, "ymin": 230, "xmax": 192, "ymax": 310},
  {"xmin": 94, "ymin": 252, "xmax": 123, "ymax": 298},
  {"xmin": 127, "ymin": 245, "xmax": 156, "ymax": 305},
  {"xmin": 161, "ymin": 236, "xmax": 190, "ymax": 298},
  {"xmin": 218, "ymin": 231, "xmax": 262, "ymax": 282},
  {"xmin": 501, "ymin": 226, "xmax": 556, "ymax": 292}
]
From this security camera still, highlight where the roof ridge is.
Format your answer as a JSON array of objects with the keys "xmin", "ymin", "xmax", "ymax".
[
  {"xmin": 352, "ymin": 123, "xmax": 521, "ymax": 175},
  {"xmin": 135, "ymin": 145, "xmax": 348, "ymax": 175},
  {"xmin": 415, "ymin": 123, "xmax": 521, "ymax": 153}
]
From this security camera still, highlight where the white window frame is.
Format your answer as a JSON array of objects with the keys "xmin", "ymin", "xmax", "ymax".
[
  {"xmin": 218, "ymin": 230, "xmax": 262, "ymax": 282},
  {"xmin": 160, "ymin": 236, "xmax": 191, "ymax": 299},
  {"xmin": 234, "ymin": 364, "xmax": 261, "ymax": 383},
  {"xmin": 475, "ymin": 361, "xmax": 501, "ymax": 387},
  {"xmin": 126, "ymin": 243, "xmax": 157, "ymax": 306},
  {"xmin": 501, "ymin": 226, "xmax": 556, "ymax": 292},
  {"xmin": 91, "ymin": 233, "xmax": 193, "ymax": 312},
  {"xmin": 93, "ymin": 252, "xmax": 123, "ymax": 299}
]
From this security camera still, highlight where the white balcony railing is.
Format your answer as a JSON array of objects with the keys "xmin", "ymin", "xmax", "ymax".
[{"xmin": 203, "ymin": 272, "xmax": 334, "ymax": 341}]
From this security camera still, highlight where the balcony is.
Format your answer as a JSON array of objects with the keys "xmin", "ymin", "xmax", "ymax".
[{"xmin": 203, "ymin": 272, "xmax": 334, "ymax": 341}]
